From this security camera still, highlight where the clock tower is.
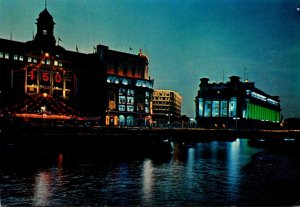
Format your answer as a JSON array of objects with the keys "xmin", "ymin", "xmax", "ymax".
[{"xmin": 34, "ymin": 8, "xmax": 56, "ymax": 49}]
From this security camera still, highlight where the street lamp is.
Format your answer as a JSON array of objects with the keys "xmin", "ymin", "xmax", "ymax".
[
  {"xmin": 233, "ymin": 116, "xmax": 240, "ymax": 129},
  {"xmin": 190, "ymin": 118, "xmax": 195, "ymax": 128},
  {"xmin": 166, "ymin": 113, "xmax": 173, "ymax": 128}
]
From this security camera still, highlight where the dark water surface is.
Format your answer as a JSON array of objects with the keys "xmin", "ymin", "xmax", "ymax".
[{"xmin": 1, "ymin": 138, "xmax": 300, "ymax": 206}]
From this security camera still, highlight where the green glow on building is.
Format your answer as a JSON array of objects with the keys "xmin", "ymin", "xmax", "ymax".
[{"xmin": 247, "ymin": 103, "xmax": 280, "ymax": 122}]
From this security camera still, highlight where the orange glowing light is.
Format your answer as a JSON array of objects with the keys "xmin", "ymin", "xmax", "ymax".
[
  {"xmin": 57, "ymin": 153, "xmax": 63, "ymax": 168},
  {"xmin": 14, "ymin": 113, "xmax": 74, "ymax": 120}
]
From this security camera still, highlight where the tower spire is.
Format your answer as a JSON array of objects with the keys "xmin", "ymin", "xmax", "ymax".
[{"xmin": 45, "ymin": 0, "xmax": 47, "ymax": 9}]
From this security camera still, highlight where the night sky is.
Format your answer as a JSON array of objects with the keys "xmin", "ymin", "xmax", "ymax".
[{"xmin": 1, "ymin": 0, "xmax": 299, "ymax": 118}]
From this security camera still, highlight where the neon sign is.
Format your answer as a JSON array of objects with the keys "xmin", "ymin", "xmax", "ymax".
[{"xmin": 29, "ymin": 70, "xmax": 62, "ymax": 83}]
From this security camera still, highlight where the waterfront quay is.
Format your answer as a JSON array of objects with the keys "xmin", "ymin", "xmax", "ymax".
[
  {"xmin": 2, "ymin": 123, "xmax": 300, "ymax": 140},
  {"xmin": 2, "ymin": 117, "xmax": 299, "ymax": 157},
  {"xmin": 2, "ymin": 124, "xmax": 300, "ymax": 150}
]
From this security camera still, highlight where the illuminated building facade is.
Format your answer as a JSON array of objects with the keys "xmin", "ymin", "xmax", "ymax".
[
  {"xmin": 98, "ymin": 45, "xmax": 154, "ymax": 127},
  {"xmin": 0, "ymin": 9, "xmax": 79, "ymax": 116},
  {"xmin": 195, "ymin": 76, "xmax": 281, "ymax": 129},
  {"xmin": 152, "ymin": 90, "xmax": 182, "ymax": 127},
  {"xmin": 0, "ymin": 8, "xmax": 154, "ymax": 126}
]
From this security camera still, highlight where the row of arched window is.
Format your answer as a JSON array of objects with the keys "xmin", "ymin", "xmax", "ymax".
[
  {"xmin": 105, "ymin": 115, "xmax": 134, "ymax": 126},
  {"xmin": 106, "ymin": 115, "xmax": 150, "ymax": 126}
]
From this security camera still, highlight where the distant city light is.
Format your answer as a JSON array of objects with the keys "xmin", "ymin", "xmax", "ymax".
[{"xmin": 284, "ymin": 138, "xmax": 295, "ymax": 141}]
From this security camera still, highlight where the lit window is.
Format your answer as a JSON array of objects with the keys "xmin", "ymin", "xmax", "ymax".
[
  {"xmin": 204, "ymin": 101, "xmax": 212, "ymax": 117},
  {"xmin": 119, "ymin": 88, "xmax": 126, "ymax": 95},
  {"xmin": 19, "ymin": 56, "xmax": 24, "ymax": 61},
  {"xmin": 54, "ymin": 61, "xmax": 58, "ymax": 66},
  {"xmin": 220, "ymin": 100, "xmax": 228, "ymax": 117},
  {"xmin": 212, "ymin": 101, "xmax": 220, "ymax": 117},
  {"xmin": 198, "ymin": 98, "xmax": 204, "ymax": 117},
  {"xmin": 127, "ymin": 97, "xmax": 134, "ymax": 105},
  {"xmin": 5, "ymin": 53, "xmax": 9, "ymax": 59},
  {"xmin": 119, "ymin": 96, "xmax": 126, "ymax": 104},
  {"xmin": 46, "ymin": 60, "xmax": 50, "ymax": 65},
  {"xmin": 122, "ymin": 78, "xmax": 128, "ymax": 85},
  {"xmin": 0, "ymin": 52, "xmax": 3, "ymax": 58},
  {"xmin": 33, "ymin": 58, "xmax": 37, "ymax": 63},
  {"xmin": 127, "ymin": 89, "xmax": 134, "ymax": 96},
  {"xmin": 228, "ymin": 97, "xmax": 237, "ymax": 117},
  {"xmin": 119, "ymin": 105, "xmax": 126, "ymax": 111},
  {"xmin": 145, "ymin": 107, "xmax": 149, "ymax": 113},
  {"xmin": 127, "ymin": 116, "xmax": 134, "ymax": 126},
  {"xmin": 14, "ymin": 55, "xmax": 18, "ymax": 60},
  {"xmin": 59, "ymin": 62, "xmax": 63, "ymax": 67},
  {"xmin": 41, "ymin": 60, "xmax": 45, "ymax": 64},
  {"xmin": 127, "ymin": 106, "xmax": 134, "ymax": 112},
  {"xmin": 28, "ymin": 57, "xmax": 32, "ymax": 62}
]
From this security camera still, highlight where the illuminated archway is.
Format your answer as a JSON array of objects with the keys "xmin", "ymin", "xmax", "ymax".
[
  {"xmin": 119, "ymin": 115, "xmax": 125, "ymax": 127},
  {"xmin": 113, "ymin": 116, "xmax": 119, "ymax": 126},
  {"xmin": 127, "ymin": 115, "xmax": 134, "ymax": 126}
]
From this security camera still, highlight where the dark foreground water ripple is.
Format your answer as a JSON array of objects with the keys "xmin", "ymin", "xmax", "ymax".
[{"xmin": 1, "ymin": 138, "xmax": 300, "ymax": 206}]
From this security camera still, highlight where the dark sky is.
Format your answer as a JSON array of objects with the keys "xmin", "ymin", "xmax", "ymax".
[{"xmin": 1, "ymin": 0, "xmax": 299, "ymax": 118}]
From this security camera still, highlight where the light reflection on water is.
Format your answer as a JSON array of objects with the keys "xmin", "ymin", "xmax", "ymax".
[
  {"xmin": 142, "ymin": 159, "xmax": 154, "ymax": 204},
  {"xmin": 226, "ymin": 139, "xmax": 240, "ymax": 202},
  {"xmin": 1, "ymin": 138, "xmax": 300, "ymax": 206},
  {"xmin": 33, "ymin": 171, "xmax": 51, "ymax": 206},
  {"xmin": 33, "ymin": 155, "xmax": 65, "ymax": 206}
]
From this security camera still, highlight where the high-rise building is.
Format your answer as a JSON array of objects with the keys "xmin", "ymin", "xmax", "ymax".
[
  {"xmin": 152, "ymin": 89, "xmax": 182, "ymax": 127},
  {"xmin": 0, "ymin": 8, "xmax": 153, "ymax": 127},
  {"xmin": 195, "ymin": 76, "xmax": 281, "ymax": 129}
]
